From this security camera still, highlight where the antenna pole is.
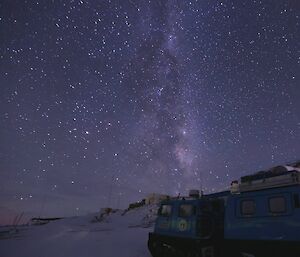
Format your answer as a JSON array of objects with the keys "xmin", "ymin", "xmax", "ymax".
[{"xmin": 107, "ymin": 175, "xmax": 114, "ymax": 207}]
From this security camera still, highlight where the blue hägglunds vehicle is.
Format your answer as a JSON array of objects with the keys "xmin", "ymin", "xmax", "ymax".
[
  {"xmin": 148, "ymin": 161, "xmax": 300, "ymax": 257},
  {"xmin": 148, "ymin": 190, "xmax": 230, "ymax": 257}
]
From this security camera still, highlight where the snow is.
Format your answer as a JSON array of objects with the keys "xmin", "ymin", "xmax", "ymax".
[{"xmin": 0, "ymin": 205, "xmax": 158, "ymax": 257}]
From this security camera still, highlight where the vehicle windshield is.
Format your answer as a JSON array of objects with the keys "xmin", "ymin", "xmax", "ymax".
[
  {"xmin": 179, "ymin": 204, "xmax": 195, "ymax": 217},
  {"xmin": 158, "ymin": 204, "xmax": 172, "ymax": 217}
]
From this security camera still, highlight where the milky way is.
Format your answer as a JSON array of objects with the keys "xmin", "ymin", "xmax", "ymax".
[
  {"xmin": 124, "ymin": 1, "xmax": 202, "ymax": 193},
  {"xmin": 0, "ymin": 0, "xmax": 299, "ymax": 224}
]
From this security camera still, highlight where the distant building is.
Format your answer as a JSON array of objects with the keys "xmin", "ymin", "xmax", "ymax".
[
  {"xmin": 30, "ymin": 217, "xmax": 63, "ymax": 226},
  {"xmin": 145, "ymin": 193, "xmax": 169, "ymax": 205},
  {"xmin": 128, "ymin": 199, "xmax": 145, "ymax": 210}
]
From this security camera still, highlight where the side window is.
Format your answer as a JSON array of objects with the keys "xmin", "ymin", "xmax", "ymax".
[
  {"xmin": 201, "ymin": 202, "xmax": 212, "ymax": 212},
  {"xmin": 212, "ymin": 200, "xmax": 223, "ymax": 212},
  {"xmin": 201, "ymin": 200, "xmax": 223, "ymax": 213},
  {"xmin": 179, "ymin": 205, "xmax": 195, "ymax": 217},
  {"xmin": 241, "ymin": 200, "xmax": 255, "ymax": 215},
  {"xmin": 158, "ymin": 205, "xmax": 172, "ymax": 217},
  {"xmin": 269, "ymin": 196, "xmax": 286, "ymax": 213}
]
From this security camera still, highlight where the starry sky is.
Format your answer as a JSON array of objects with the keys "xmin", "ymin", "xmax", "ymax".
[{"xmin": 0, "ymin": 0, "xmax": 299, "ymax": 224}]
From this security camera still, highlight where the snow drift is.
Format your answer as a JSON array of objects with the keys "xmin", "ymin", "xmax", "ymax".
[{"xmin": 0, "ymin": 205, "xmax": 158, "ymax": 257}]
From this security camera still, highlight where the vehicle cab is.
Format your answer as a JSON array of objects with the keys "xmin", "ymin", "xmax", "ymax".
[{"xmin": 148, "ymin": 190, "xmax": 228, "ymax": 257}]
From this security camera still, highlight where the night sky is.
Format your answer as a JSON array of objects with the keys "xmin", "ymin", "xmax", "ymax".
[{"xmin": 0, "ymin": 0, "xmax": 299, "ymax": 224}]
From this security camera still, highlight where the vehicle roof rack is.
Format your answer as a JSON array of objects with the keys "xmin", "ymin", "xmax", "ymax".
[{"xmin": 231, "ymin": 166, "xmax": 300, "ymax": 193}]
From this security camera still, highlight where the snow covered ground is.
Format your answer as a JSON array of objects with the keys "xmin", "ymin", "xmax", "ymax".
[{"xmin": 0, "ymin": 205, "xmax": 158, "ymax": 257}]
